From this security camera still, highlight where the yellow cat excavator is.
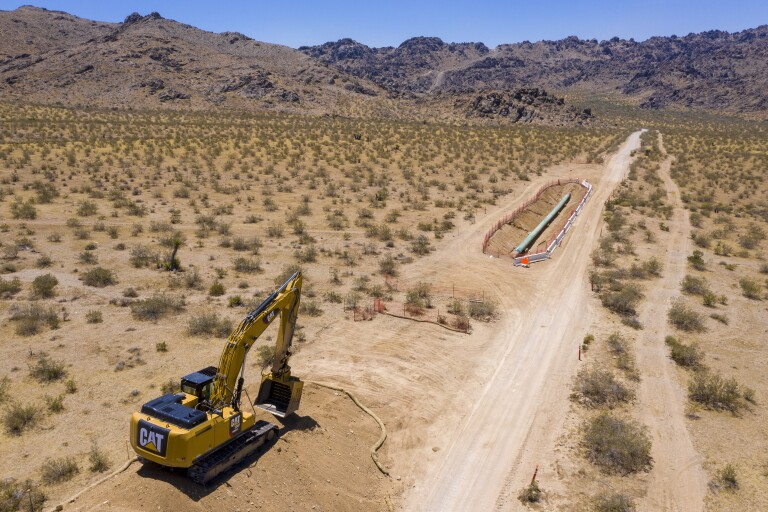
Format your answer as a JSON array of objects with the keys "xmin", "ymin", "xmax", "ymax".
[{"xmin": 130, "ymin": 272, "xmax": 304, "ymax": 483}]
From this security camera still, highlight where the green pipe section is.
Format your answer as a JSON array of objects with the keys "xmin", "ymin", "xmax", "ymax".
[{"xmin": 515, "ymin": 193, "xmax": 571, "ymax": 254}]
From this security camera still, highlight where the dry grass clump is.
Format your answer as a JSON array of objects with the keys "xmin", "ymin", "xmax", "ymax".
[
  {"xmin": 80, "ymin": 267, "xmax": 117, "ymax": 287},
  {"xmin": 29, "ymin": 355, "xmax": 67, "ymax": 383},
  {"xmin": 40, "ymin": 456, "xmax": 79, "ymax": 484},
  {"xmin": 593, "ymin": 492, "xmax": 636, "ymax": 512},
  {"xmin": 572, "ymin": 368, "xmax": 634, "ymax": 408},
  {"xmin": 606, "ymin": 333, "xmax": 638, "ymax": 380},
  {"xmin": 667, "ymin": 298, "xmax": 705, "ymax": 332},
  {"xmin": 9, "ymin": 303, "xmax": 60, "ymax": 336},
  {"xmin": 583, "ymin": 413, "xmax": 652, "ymax": 475},
  {"xmin": 0, "ymin": 277, "xmax": 22, "ymax": 297},
  {"xmin": 664, "ymin": 335, "xmax": 703, "ymax": 369},
  {"xmin": 3, "ymin": 402, "xmax": 39, "ymax": 436},
  {"xmin": 89, "ymin": 443, "xmax": 111, "ymax": 473},
  {"xmin": 688, "ymin": 371, "xmax": 746, "ymax": 413},
  {"xmin": 517, "ymin": 480, "xmax": 543, "ymax": 504},
  {"xmin": 0, "ymin": 478, "xmax": 46, "ymax": 511},
  {"xmin": 187, "ymin": 312, "xmax": 232, "ymax": 337},
  {"xmin": 468, "ymin": 298, "xmax": 498, "ymax": 321},
  {"xmin": 130, "ymin": 294, "xmax": 185, "ymax": 321}
]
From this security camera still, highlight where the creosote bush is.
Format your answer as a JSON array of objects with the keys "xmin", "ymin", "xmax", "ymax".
[
  {"xmin": 3, "ymin": 402, "xmax": 39, "ymax": 435},
  {"xmin": 594, "ymin": 492, "xmax": 636, "ymax": 512},
  {"xmin": 41, "ymin": 456, "xmax": 79, "ymax": 484},
  {"xmin": 664, "ymin": 335, "xmax": 703, "ymax": 369},
  {"xmin": 187, "ymin": 313, "xmax": 232, "ymax": 337},
  {"xmin": 29, "ymin": 355, "xmax": 67, "ymax": 382},
  {"xmin": 667, "ymin": 299, "xmax": 705, "ymax": 332},
  {"xmin": 31, "ymin": 273, "xmax": 58, "ymax": 298},
  {"xmin": 89, "ymin": 443, "xmax": 111, "ymax": 473},
  {"xmin": 688, "ymin": 371, "xmax": 745, "ymax": 413},
  {"xmin": 0, "ymin": 478, "xmax": 46, "ymax": 511},
  {"xmin": 572, "ymin": 368, "xmax": 634, "ymax": 408},
  {"xmin": 468, "ymin": 298, "xmax": 498, "ymax": 320},
  {"xmin": 517, "ymin": 480, "xmax": 543, "ymax": 504},
  {"xmin": 130, "ymin": 294, "xmax": 185, "ymax": 321},
  {"xmin": 583, "ymin": 413, "xmax": 652, "ymax": 474},
  {"xmin": 81, "ymin": 267, "xmax": 117, "ymax": 287},
  {"xmin": 9, "ymin": 303, "xmax": 60, "ymax": 336}
]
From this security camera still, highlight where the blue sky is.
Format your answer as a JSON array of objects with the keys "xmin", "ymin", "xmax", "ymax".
[{"xmin": 2, "ymin": 1, "xmax": 767, "ymax": 48}]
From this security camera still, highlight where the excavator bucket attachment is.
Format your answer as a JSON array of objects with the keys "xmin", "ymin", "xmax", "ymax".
[{"xmin": 255, "ymin": 374, "xmax": 303, "ymax": 418}]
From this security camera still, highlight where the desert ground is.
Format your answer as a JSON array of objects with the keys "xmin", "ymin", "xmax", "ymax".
[{"xmin": 1, "ymin": 104, "xmax": 767, "ymax": 512}]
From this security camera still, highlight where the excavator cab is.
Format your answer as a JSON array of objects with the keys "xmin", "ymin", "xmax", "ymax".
[{"xmin": 255, "ymin": 373, "xmax": 303, "ymax": 418}]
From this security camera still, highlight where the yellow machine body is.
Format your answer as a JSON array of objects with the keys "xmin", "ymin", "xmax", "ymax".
[
  {"xmin": 128, "ymin": 272, "xmax": 304, "ymax": 481},
  {"xmin": 130, "ymin": 400, "xmax": 254, "ymax": 468}
]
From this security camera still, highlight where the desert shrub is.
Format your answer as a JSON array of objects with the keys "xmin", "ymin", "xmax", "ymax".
[
  {"xmin": 468, "ymin": 299, "xmax": 498, "ymax": 320},
  {"xmin": 641, "ymin": 257, "xmax": 663, "ymax": 277},
  {"xmin": 29, "ymin": 355, "xmax": 67, "ymax": 383},
  {"xmin": 0, "ymin": 277, "xmax": 22, "ymax": 297},
  {"xmin": 233, "ymin": 257, "xmax": 262, "ymax": 273},
  {"xmin": 0, "ymin": 478, "xmax": 46, "ymax": 511},
  {"xmin": 709, "ymin": 312, "xmax": 729, "ymax": 325},
  {"xmin": 31, "ymin": 273, "xmax": 58, "ymax": 298},
  {"xmin": 739, "ymin": 277, "xmax": 762, "ymax": 300},
  {"xmin": 517, "ymin": 480, "xmax": 543, "ymax": 504},
  {"xmin": 688, "ymin": 371, "xmax": 744, "ymax": 412},
  {"xmin": 600, "ymin": 283, "xmax": 642, "ymax": 316},
  {"xmin": 45, "ymin": 394, "xmax": 64, "ymax": 413},
  {"xmin": 405, "ymin": 282, "xmax": 432, "ymax": 308},
  {"xmin": 64, "ymin": 379, "xmax": 77, "ymax": 394},
  {"xmin": 0, "ymin": 377, "xmax": 8, "ymax": 404},
  {"xmin": 129, "ymin": 245, "xmax": 156, "ymax": 268},
  {"xmin": 594, "ymin": 492, "xmax": 636, "ymax": 512},
  {"xmin": 81, "ymin": 267, "xmax": 117, "ymax": 287},
  {"xmin": 668, "ymin": 299, "xmax": 705, "ymax": 332},
  {"xmin": 452, "ymin": 314, "xmax": 471, "ymax": 332},
  {"xmin": 411, "ymin": 235, "xmax": 431, "ymax": 255},
  {"xmin": 208, "ymin": 281, "xmax": 226, "ymax": 296},
  {"xmin": 299, "ymin": 300, "xmax": 323, "ymax": 317},
  {"xmin": 572, "ymin": 368, "xmax": 634, "ymax": 408},
  {"xmin": 379, "ymin": 255, "xmax": 397, "ymax": 276},
  {"xmin": 324, "ymin": 290, "xmax": 343, "ymax": 303},
  {"xmin": 85, "ymin": 309, "xmax": 103, "ymax": 324},
  {"xmin": 36, "ymin": 254, "xmax": 53, "ymax": 268},
  {"xmin": 160, "ymin": 379, "xmax": 180, "ymax": 394},
  {"xmin": 3, "ymin": 402, "xmax": 39, "ymax": 435},
  {"xmin": 41, "ymin": 456, "xmax": 79, "ymax": 484},
  {"xmin": 274, "ymin": 264, "xmax": 303, "ymax": 285},
  {"xmin": 718, "ymin": 464, "xmax": 739, "ymax": 490},
  {"xmin": 583, "ymin": 413, "xmax": 652, "ymax": 474},
  {"xmin": 228, "ymin": 295, "xmax": 243, "ymax": 307},
  {"xmin": 256, "ymin": 345, "xmax": 275, "ymax": 367},
  {"xmin": 680, "ymin": 275, "xmax": 709, "ymax": 296},
  {"xmin": 130, "ymin": 294, "xmax": 185, "ymax": 321},
  {"xmin": 89, "ymin": 443, "xmax": 111, "ymax": 473},
  {"xmin": 606, "ymin": 333, "xmax": 638, "ymax": 379},
  {"xmin": 155, "ymin": 341, "xmax": 168, "ymax": 352},
  {"xmin": 10, "ymin": 304, "xmax": 60, "ymax": 336},
  {"xmin": 664, "ymin": 336, "xmax": 703, "ymax": 368},
  {"xmin": 187, "ymin": 312, "xmax": 232, "ymax": 337},
  {"xmin": 687, "ymin": 250, "xmax": 706, "ymax": 271},
  {"xmin": 10, "ymin": 198, "xmax": 37, "ymax": 219}
]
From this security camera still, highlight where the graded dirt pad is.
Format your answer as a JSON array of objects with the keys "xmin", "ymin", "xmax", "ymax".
[
  {"xmin": 484, "ymin": 181, "xmax": 585, "ymax": 257},
  {"xmin": 60, "ymin": 383, "xmax": 387, "ymax": 512}
]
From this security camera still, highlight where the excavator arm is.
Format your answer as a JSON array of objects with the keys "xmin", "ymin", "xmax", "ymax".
[{"xmin": 209, "ymin": 271, "xmax": 303, "ymax": 416}]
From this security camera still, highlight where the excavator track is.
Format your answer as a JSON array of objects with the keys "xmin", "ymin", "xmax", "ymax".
[{"xmin": 188, "ymin": 420, "xmax": 278, "ymax": 484}]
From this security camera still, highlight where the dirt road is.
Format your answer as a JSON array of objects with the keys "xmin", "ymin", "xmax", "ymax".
[
  {"xmin": 633, "ymin": 137, "xmax": 707, "ymax": 511},
  {"xmin": 404, "ymin": 131, "xmax": 643, "ymax": 511}
]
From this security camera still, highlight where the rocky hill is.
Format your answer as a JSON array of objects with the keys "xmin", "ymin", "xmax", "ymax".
[
  {"xmin": 1, "ymin": 6, "xmax": 765, "ymax": 121},
  {"xmin": 302, "ymin": 29, "xmax": 768, "ymax": 118},
  {"xmin": 0, "ymin": 6, "xmax": 389, "ymax": 116}
]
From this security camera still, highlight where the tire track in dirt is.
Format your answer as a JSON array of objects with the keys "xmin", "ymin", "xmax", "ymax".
[
  {"xmin": 405, "ymin": 131, "xmax": 643, "ymax": 511},
  {"xmin": 633, "ymin": 135, "xmax": 706, "ymax": 511}
]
